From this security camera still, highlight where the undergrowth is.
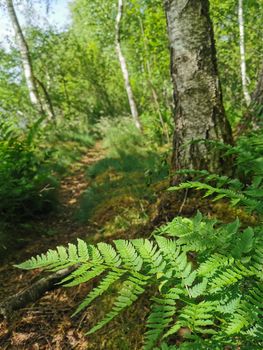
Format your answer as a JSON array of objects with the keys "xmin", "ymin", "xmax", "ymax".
[
  {"xmin": 77, "ymin": 117, "xmax": 169, "ymax": 226},
  {"xmin": 16, "ymin": 130, "xmax": 263, "ymax": 349},
  {"xmin": 0, "ymin": 115, "xmax": 94, "ymax": 256},
  {"xmin": 17, "ymin": 211, "xmax": 263, "ymax": 349}
]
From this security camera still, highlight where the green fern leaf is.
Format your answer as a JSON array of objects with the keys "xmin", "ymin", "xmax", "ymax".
[
  {"xmin": 188, "ymin": 278, "xmax": 208, "ymax": 298},
  {"xmin": 133, "ymin": 239, "xmax": 166, "ymax": 273},
  {"xmin": 97, "ymin": 242, "xmax": 122, "ymax": 267},
  {"xmin": 144, "ymin": 297, "xmax": 176, "ymax": 350},
  {"xmin": 87, "ymin": 276, "xmax": 146, "ymax": 335},
  {"xmin": 114, "ymin": 240, "xmax": 143, "ymax": 271},
  {"xmin": 64, "ymin": 266, "xmax": 106, "ymax": 287},
  {"xmin": 77, "ymin": 239, "xmax": 89, "ymax": 261},
  {"xmin": 73, "ymin": 270, "xmax": 124, "ymax": 316}
]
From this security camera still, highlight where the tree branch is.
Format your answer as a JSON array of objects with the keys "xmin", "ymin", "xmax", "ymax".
[{"xmin": 0, "ymin": 266, "xmax": 75, "ymax": 319}]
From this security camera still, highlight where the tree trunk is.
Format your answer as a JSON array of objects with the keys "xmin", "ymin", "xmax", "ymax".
[
  {"xmin": 6, "ymin": 0, "xmax": 55, "ymax": 120},
  {"xmin": 0, "ymin": 266, "xmax": 75, "ymax": 319},
  {"xmin": 251, "ymin": 62, "xmax": 263, "ymax": 120},
  {"xmin": 238, "ymin": 0, "xmax": 251, "ymax": 107},
  {"xmin": 236, "ymin": 61, "xmax": 263, "ymax": 134},
  {"xmin": 164, "ymin": 0, "xmax": 233, "ymax": 178},
  {"xmin": 36, "ymin": 78, "xmax": 56, "ymax": 120},
  {"xmin": 115, "ymin": 0, "xmax": 142, "ymax": 131}
]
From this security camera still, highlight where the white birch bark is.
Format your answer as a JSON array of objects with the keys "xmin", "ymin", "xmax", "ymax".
[
  {"xmin": 164, "ymin": 0, "xmax": 233, "ymax": 175},
  {"xmin": 115, "ymin": 0, "xmax": 142, "ymax": 131},
  {"xmin": 6, "ymin": 0, "xmax": 43, "ymax": 112},
  {"xmin": 238, "ymin": 0, "xmax": 251, "ymax": 106}
]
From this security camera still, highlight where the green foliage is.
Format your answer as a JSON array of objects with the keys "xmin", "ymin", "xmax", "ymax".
[
  {"xmin": 0, "ymin": 107, "xmax": 95, "ymax": 220},
  {"xmin": 0, "ymin": 138, "xmax": 58, "ymax": 219},
  {"xmin": 171, "ymin": 131, "xmax": 263, "ymax": 217},
  {"xmin": 230, "ymin": 130, "xmax": 263, "ymax": 180},
  {"xmin": 96, "ymin": 117, "xmax": 146, "ymax": 157},
  {"xmin": 17, "ymin": 209, "xmax": 263, "ymax": 349},
  {"xmin": 210, "ymin": 0, "xmax": 263, "ymax": 124},
  {"xmin": 77, "ymin": 116, "xmax": 168, "ymax": 222},
  {"xmin": 169, "ymin": 174, "xmax": 263, "ymax": 215}
]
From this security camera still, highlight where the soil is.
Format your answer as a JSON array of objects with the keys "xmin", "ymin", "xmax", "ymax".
[
  {"xmin": 0, "ymin": 143, "xmax": 108, "ymax": 350},
  {"xmin": 0, "ymin": 143, "xmax": 254, "ymax": 349}
]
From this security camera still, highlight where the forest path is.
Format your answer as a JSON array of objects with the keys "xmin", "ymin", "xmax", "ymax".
[
  {"xmin": 0, "ymin": 142, "xmax": 106, "ymax": 350},
  {"xmin": 9, "ymin": 141, "xmax": 103, "ymax": 262}
]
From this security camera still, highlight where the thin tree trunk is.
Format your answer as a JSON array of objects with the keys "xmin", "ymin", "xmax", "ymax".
[
  {"xmin": 236, "ymin": 61, "xmax": 263, "ymax": 134},
  {"xmin": 6, "ymin": 0, "xmax": 42, "ymax": 111},
  {"xmin": 251, "ymin": 62, "xmax": 263, "ymax": 120},
  {"xmin": 115, "ymin": 0, "xmax": 142, "ymax": 131},
  {"xmin": 164, "ymin": 0, "xmax": 233, "ymax": 178},
  {"xmin": 0, "ymin": 266, "xmax": 75, "ymax": 319},
  {"xmin": 238, "ymin": 0, "xmax": 251, "ymax": 106},
  {"xmin": 35, "ymin": 78, "xmax": 56, "ymax": 120},
  {"xmin": 6, "ymin": 0, "xmax": 55, "ymax": 120}
]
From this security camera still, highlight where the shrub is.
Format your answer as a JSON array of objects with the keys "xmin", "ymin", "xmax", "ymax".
[
  {"xmin": 15, "ymin": 130, "xmax": 263, "ymax": 349},
  {"xmin": 95, "ymin": 116, "xmax": 146, "ymax": 157},
  {"xmin": 0, "ymin": 139, "xmax": 58, "ymax": 219}
]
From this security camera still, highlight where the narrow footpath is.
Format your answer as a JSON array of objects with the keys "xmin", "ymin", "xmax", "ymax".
[{"xmin": 0, "ymin": 143, "xmax": 104, "ymax": 350}]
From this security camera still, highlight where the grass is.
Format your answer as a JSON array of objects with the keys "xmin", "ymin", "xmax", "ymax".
[{"xmin": 76, "ymin": 149, "xmax": 169, "ymax": 233}]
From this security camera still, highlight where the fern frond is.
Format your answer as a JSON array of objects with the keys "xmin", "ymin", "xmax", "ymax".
[
  {"xmin": 188, "ymin": 278, "xmax": 208, "ymax": 298},
  {"xmin": 225, "ymin": 302, "xmax": 252, "ymax": 334},
  {"xmin": 16, "ymin": 209, "xmax": 263, "ymax": 349},
  {"xmin": 63, "ymin": 266, "xmax": 106, "ymax": 287},
  {"xmin": 209, "ymin": 261, "xmax": 254, "ymax": 292},
  {"xmin": 97, "ymin": 242, "xmax": 122, "ymax": 267},
  {"xmin": 165, "ymin": 301, "xmax": 217, "ymax": 337},
  {"xmin": 15, "ymin": 247, "xmax": 68, "ymax": 271},
  {"xmin": 169, "ymin": 181, "xmax": 261, "ymax": 212},
  {"xmin": 87, "ymin": 275, "xmax": 146, "ymax": 335},
  {"xmin": 217, "ymin": 297, "xmax": 241, "ymax": 315},
  {"xmin": 16, "ymin": 240, "xmax": 90, "ymax": 271},
  {"xmin": 252, "ymin": 245, "xmax": 263, "ymax": 279},
  {"xmin": 77, "ymin": 238, "xmax": 89, "ymax": 261},
  {"xmin": 59, "ymin": 262, "xmax": 92, "ymax": 284},
  {"xmin": 114, "ymin": 240, "xmax": 143, "ymax": 271},
  {"xmin": 133, "ymin": 239, "xmax": 166, "ymax": 273},
  {"xmin": 144, "ymin": 296, "xmax": 176, "ymax": 350},
  {"xmin": 197, "ymin": 254, "xmax": 232, "ymax": 277},
  {"xmin": 73, "ymin": 270, "xmax": 125, "ymax": 316}
]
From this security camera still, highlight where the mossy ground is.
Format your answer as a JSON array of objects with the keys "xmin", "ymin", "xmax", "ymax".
[{"xmin": 0, "ymin": 142, "xmax": 257, "ymax": 349}]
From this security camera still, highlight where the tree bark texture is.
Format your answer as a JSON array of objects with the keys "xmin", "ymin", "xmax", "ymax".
[
  {"xmin": 115, "ymin": 0, "xmax": 142, "ymax": 131},
  {"xmin": 36, "ymin": 77, "xmax": 56, "ymax": 120},
  {"xmin": 251, "ymin": 62, "xmax": 263, "ymax": 120},
  {"xmin": 164, "ymin": 0, "xmax": 233, "ymax": 176},
  {"xmin": 238, "ymin": 0, "xmax": 251, "ymax": 106},
  {"xmin": 236, "ymin": 61, "xmax": 263, "ymax": 134},
  {"xmin": 6, "ymin": 0, "xmax": 55, "ymax": 120},
  {"xmin": 0, "ymin": 266, "xmax": 75, "ymax": 319},
  {"xmin": 6, "ymin": 0, "xmax": 42, "ymax": 111}
]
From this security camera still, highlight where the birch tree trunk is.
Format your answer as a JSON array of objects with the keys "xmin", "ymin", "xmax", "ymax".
[
  {"xmin": 115, "ymin": 0, "xmax": 142, "ymax": 131},
  {"xmin": 251, "ymin": 62, "xmax": 263, "ymax": 120},
  {"xmin": 237, "ymin": 61, "xmax": 263, "ymax": 134},
  {"xmin": 6, "ymin": 0, "xmax": 55, "ymax": 120},
  {"xmin": 164, "ymin": 0, "xmax": 233, "ymax": 177},
  {"xmin": 238, "ymin": 0, "xmax": 251, "ymax": 106}
]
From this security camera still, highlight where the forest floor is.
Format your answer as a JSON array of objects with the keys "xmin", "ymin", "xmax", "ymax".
[
  {"xmin": 0, "ymin": 142, "xmax": 164, "ymax": 350},
  {"xmin": 0, "ymin": 142, "xmax": 254, "ymax": 350},
  {"xmin": 0, "ymin": 143, "xmax": 107, "ymax": 350}
]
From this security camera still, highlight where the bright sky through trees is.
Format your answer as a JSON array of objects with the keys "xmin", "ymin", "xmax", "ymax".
[{"xmin": 0, "ymin": 0, "xmax": 71, "ymax": 48}]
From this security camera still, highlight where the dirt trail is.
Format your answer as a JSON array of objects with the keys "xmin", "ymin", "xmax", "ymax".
[{"xmin": 0, "ymin": 143, "xmax": 104, "ymax": 349}]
